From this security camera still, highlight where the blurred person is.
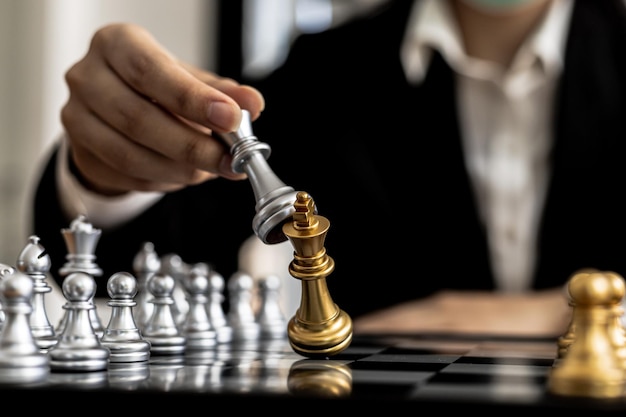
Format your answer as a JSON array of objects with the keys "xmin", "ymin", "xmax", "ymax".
[{"xmin": 32, "ymin": 0, "xmax": 626, "ymax": 337}]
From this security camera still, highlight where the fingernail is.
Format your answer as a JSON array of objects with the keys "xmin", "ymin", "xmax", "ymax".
[{"xmin": 208, "ymin": 102, "xmax": 239, "ymax": 132}]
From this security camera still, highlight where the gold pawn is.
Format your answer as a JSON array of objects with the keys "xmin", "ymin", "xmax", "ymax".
[
  {"xmin": 547, "ymin": 271, "xmax": 626, "ymax": 398},
  {"xmin": 556, "ymin": 270, "xmax": 626, "ymax": 366},
  {"xmin": 283, "ymin": 192, "xmax": 353, "ymax": 358}
]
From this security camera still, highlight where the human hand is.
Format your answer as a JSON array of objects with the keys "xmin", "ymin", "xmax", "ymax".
[
  {"xmin": 61, "ymin": 23, "xmax": 265, "ymax": 196},
  {"xmin": 353, "ymin": 288, "xmax": 572, "ymax": 338}
]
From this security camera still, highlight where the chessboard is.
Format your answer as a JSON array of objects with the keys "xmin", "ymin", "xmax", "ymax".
[
  {"xmin": 2, "ymin": 332, "xmax": 626, "ymax": 413},
  {"xmin": 3, "ymin": 218, "xmax": 626, "ymax": 412}
]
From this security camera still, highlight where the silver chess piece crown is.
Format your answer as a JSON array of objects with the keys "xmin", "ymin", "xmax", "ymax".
[
  {"xmin": 59, "ymin": 214, "xmax": 103, "ymax": 277},
  {"xmin": 217, "ymin": 110, "xmax": 306, "ymax": 245}
]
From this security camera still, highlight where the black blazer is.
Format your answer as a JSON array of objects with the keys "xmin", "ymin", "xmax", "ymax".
[{"xmin": 33, "ymin": 0, "xmax": 626, "ymax": 318}]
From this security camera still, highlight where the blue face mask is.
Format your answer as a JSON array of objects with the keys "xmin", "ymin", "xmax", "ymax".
[{"xmin": 461, "ymin": 0, "xmax": 540, "ymax": 12}]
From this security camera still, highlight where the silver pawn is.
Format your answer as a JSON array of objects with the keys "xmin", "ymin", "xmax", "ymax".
[
  {"xmin": 58, "ymin": 215, "xmax": 105, "ymax": 338},
  {"xmin": 0, "ymin": 263, "xmax": 15, "ymax": 327},
  {"xmin": 100, "ymin": 272, "xmax": 151, "ymax": 363},
  {"xmin": 160, "ymin": 253, "xmax": 189, "ymax": 326},
  {"xmin": 15, "ymin": 235, "xmax": 57, "ymax": 351},
  {"xmin": 256, "ymin": 275, "xmax": 287, "ymax": 339},
  {"xmin": 48, "ymin": 272, "xmax": 110, "ymax": 372},
  {"xmin": 207, "ymin": 270, "xmax": 232, "ymax": 344},
  {"xmin": 0, "ymin": 269, "xmax": 49, "ymax": 383},
  {"xmin": 142, "ymin": 270, "xmax": 186, "ymax": 356},
  {"xmin": 227, "ymin": 271, "xmax": 261, "ymax": 343},
  {"xmin": 132, "ymin": 242, "xmax": 161, "ymax": 330},
  {"xmin": 180, "ymin": 263, "xmax": 217, "ymax": 351}
]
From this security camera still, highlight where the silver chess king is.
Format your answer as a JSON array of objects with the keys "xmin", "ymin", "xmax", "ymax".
[
  {"xmin": 217, "ymin": 110, "xmax": 352, "ymax": 358},
  {"xmin": 217, "ymin": 110, "xmax": 304, "ymax": 245}
]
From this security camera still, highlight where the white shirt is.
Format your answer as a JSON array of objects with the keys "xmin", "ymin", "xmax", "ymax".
[
  {"xmin": 402, "ymin": 0, "xmax": 572, "ymax": 292},
  {"xmin": 57, "ymin": 0, "xmax": 574, "ymax": 292}
]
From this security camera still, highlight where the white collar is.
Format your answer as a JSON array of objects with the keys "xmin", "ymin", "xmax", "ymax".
[{"xmin": 400, "ymin": 0, "xmax": 574, "ymax": 84}]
